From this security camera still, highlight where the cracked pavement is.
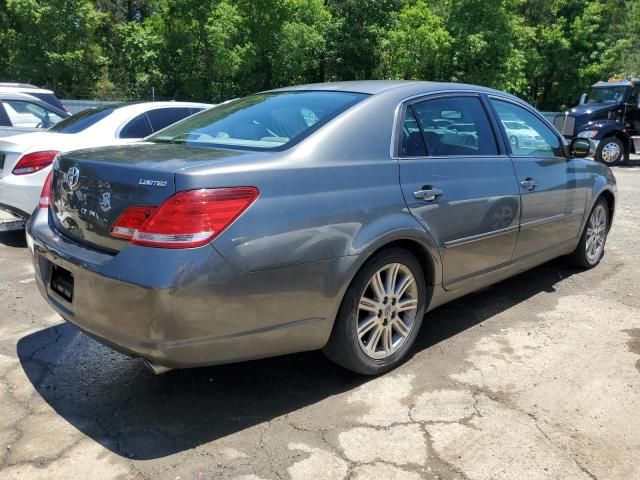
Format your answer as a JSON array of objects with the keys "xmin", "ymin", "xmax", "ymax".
[{"xmin": 0, "ymin": 165, "xmax": 639, "ymax": 480}]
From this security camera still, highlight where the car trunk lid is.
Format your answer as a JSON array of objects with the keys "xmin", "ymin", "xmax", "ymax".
[{"xmin": 51, "ymin": 143, "xmax": 243, "ymax": 252}]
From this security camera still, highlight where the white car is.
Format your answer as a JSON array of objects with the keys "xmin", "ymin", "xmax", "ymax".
[
  {"xmin": 502, "ymin": 120, "xmax": 548, "ymax": 153},
  {"xmin": 0, "ymin": 101, "xmax": 210, "ymax": 218}
]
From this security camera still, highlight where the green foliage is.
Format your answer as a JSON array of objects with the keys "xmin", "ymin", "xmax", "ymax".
[
  {"xmin": 0, "ymin": 0, "xmax": 638, "ymax": 109},
  {"xmin": 377, "ymin": 0, "xmax": 451, "ymax": 81}
]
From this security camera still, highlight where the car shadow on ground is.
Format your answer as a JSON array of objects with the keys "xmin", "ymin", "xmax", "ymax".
[
  {"xmin": 17, "ymin": 257, "xmax": 579, "ymax": 460},
  {"xmin": 0, "ymin": 230, "xmax": 27, "ymax": 248}
]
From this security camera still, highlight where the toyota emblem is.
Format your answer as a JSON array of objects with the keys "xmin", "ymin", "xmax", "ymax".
[{"xmin": 66, "ymin": 167, "xmax": 80, "ymax": 190}]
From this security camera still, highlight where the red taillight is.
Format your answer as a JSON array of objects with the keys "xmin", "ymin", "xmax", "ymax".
[
  {"xmin": 111, "ymin": 187, "xmax": 259, "ymax": 248},
  {"xmin": 39, "ymin": 171, "xmax": 53, "ymax": 208},
  {"xmin": 110, "ymin": 206, "xmax": 157, "ymax": 239},
  {"xmin": 12, "ymin": 150, "xmax": 59, "ymax": 175}
]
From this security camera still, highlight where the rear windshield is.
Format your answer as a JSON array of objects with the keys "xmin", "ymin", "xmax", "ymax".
[
  {"xmin": 148, "ymin": 91, "xmax": 368, "ymax": 151},
  {"xmin": 48, "ymin": 106, "xmax": 116, "ymax": 133}
]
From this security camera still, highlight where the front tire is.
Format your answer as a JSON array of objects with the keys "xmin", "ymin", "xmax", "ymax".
[
  {"xmin": 569, "ymin": 198, "xmax": 609, "ymax": 268},
  {"xmin": 323, "ymin": 248, "xmax": 428, "ymax": 375},
  {"xmin": 595, "ymin": 137, "xmax": 624, "ymax": 165}
]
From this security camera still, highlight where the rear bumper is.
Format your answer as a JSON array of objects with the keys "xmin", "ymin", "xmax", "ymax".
[
  {"xmin": 0, "ymin": 167, "xmax": 48, "ymax": 216},
  {"xmin": 27, "ymin": 209, "xmax": 344, "ymax": 369}
]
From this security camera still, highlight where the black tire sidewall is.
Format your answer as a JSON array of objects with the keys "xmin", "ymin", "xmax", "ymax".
[
  {"xmin": 324, "ymin": 248, "xmax": 428, "ymax": 375},
  {"xmin": 573, "ymin": 198, "xmax": 609, "ymax": 268}
]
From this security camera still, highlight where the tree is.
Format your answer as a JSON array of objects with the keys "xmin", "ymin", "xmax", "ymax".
[
  {"xmin": 1, "ymin": 0, "xmax": 106, "ymax": 97},
  {"xmin": 378, "ymin": 0, "xmax": 451, "ymax": 81},
  {"xmin": 325, "ymin": 0, "xmax": 401, "ymax": 80},
  {"xmin": 271, "ymin": 0, "xmax": 331, "ymax": 86}
]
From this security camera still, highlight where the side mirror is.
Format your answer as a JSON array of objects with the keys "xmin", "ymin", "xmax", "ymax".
[
  {"xmin": 569, "ymin": 138, "xmax": 594, "ymax": 158},
  {"xmin": 579, "ymin": 93, "xmax": 587, "ymax": 106}
]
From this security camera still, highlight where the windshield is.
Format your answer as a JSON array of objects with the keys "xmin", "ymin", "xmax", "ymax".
[
  {"xmin": 148, "ymin": 91, "xmax": 368, "ymax": 151},
  {"xmin": 48, "ymin": 105, "xmax": 116, "ymax": 133},
  {"xmin": 587, "ymin": 86, "xmax": 628, "ymax": 104}
]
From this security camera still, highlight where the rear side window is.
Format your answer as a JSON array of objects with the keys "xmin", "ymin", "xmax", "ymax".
[
  {"xmin": 0, "ymin": 103, "xmax": 10, "ymax": 126},
  {"xmin": 119, "ymin": 113, "xmax": 153, "ymax": 138},
  {"xmin": 147, "ymin": 107, "xmax": 195, "ymax": 132},
  {"xmin": 400, "ymin": 107, "xmax": 427, "ymax": 156},
  {"xmin": 410, "ymin": 96, "xmax": 498, "ymax": 156},
  {"xmin": 49, "ymin": 106, "xmax": 115, "ymax": 133},
  {"xmin": 491, "ymin": 99, "xmax": 563, "ymax": 158}
]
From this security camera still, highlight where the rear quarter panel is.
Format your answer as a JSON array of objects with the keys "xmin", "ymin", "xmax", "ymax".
[{"xmin": 175, "ymin": 93, "xmax": 443, "ymax": 282}]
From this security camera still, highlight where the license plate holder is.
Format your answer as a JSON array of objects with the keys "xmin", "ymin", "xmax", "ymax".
[{"xmin": 50, "ymin": 265, "xmax": 74, "ymax": 302}]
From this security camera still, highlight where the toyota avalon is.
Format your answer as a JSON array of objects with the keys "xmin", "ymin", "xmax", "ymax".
[{"xmin": 27, "ymin": 81, "xmax": 617, "ymax": 375}]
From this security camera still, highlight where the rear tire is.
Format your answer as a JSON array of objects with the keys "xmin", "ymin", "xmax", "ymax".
[
  {"xmin": 569, "ymin": 198, "xmax": 609, "ymax": 268},
  {"xmin": 323, "ymin": 248, "xmax": 428, "ymax": 375},
  {"xmin": 595, "ymin": 137, "xmax": 623, "ymax": 165}
]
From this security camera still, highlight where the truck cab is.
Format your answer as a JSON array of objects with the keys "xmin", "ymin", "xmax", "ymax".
[{"xmin": 554, "ymin": 77, "xmax": 640, "ymax": 164}]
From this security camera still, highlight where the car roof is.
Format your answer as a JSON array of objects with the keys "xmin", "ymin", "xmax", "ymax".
[
  {"xmin": 593, "ymin": 80, "xmax": 638, "ymax": 87},
  {"xmin": 268, "ymin": 80, "xmax": 513, "ymax": 97},
  {"xmin": 0, "ymin": 91, "xmax": 50, "ymax": 102},
  {"xmin": 0, "ymin": 84, "xmax": 55, "ymax": 94},
  {"xmin": 107, "ymin": 101, "xmax": 213, "ymax": 113}
]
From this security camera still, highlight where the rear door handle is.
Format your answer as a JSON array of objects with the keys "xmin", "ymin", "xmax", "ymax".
[
  {"xmin": 413, "ymin": 186, "xmax": 443, "ymax": 201},
  {"xmin": 520, "ymin": 178, "xmax": 537, "ymax": 190}
]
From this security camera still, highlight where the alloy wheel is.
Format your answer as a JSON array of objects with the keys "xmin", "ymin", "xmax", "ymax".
[
  {"xmin": 585, "ymin": 204, "xmax": 607, "ymax": 264},
  {"xmin": 356, "ymin": 263, "xmax": 419, "ymax": 359}
]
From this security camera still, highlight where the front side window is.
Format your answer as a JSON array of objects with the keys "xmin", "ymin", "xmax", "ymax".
[
  {"xmin": 410, "ymin": 96, "xmax": 498, "ymax": 156},
  {"xmin": 148, "ymin": 91, "xmax": 368, "ymax": 151},
  {"xmin": 628, "ymin": 86, "xmax": 640, "ymax": 106},
  {"xmin": 491, "ymin": 99, "xmax": 563, "ymax": 158},
  {"xmin": 2, "ymin": 100, "xmax": 64, "ymax": 128}
]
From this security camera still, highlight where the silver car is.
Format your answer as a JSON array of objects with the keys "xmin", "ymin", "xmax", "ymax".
[{"xmin": 27, "ymin": 81, "xmax": 616, "ymax": 375}]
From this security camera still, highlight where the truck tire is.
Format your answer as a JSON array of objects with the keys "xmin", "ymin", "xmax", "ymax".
[{"xmin": 595, "ymin": 137, "xmax": 624, "ymax": 165}]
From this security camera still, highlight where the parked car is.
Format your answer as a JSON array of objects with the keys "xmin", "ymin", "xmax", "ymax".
[
  {"xmin": 501, "ymin": 119, "xmax": 547, "ymax": 152},
  {"xmin": 553, "ymin": 77, "xmax": 640, "ymax": 164},
  {"xmin": 0, "ymin": 101, "xmax": 210, "ymax": 218},
  {"xmin": 27, "ymin": 81, "xmax": 616, "ymax": 376},
  {"xmin": 0, "ymin": 82, "xmax": 68, "ymax": 112},
  {"xmin": 0, "ymin": 92, "xmax": 69, "ymax": 138}
]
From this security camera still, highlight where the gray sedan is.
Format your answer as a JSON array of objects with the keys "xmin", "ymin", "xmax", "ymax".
[{"xmin": 27, "ymin": 81, "xmax": 616, "ymax": 375}]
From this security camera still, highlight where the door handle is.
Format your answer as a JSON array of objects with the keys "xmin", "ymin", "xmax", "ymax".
[
  {"xmin": 520, "ymin": 178, "xmax": 537, "ymax": 190},
  {"xmin": 413, "ymin": 186, "xmax": 443, "ymax": 201}
]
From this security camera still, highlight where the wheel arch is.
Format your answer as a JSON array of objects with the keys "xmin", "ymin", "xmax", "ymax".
[
  {"xmin": 597, "ymin": 189, "xmax": 615, "ymax": 229},
  {"xmin": 322, "ymin": 234, "xmax": 439, "ymax": 353}
]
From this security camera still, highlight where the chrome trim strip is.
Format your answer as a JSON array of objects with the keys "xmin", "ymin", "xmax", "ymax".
[
  {"xmin": 520, "ymin": 214, "xmax": 565, "ymax": 229},
  {"xmin": 444, "ymin": 224, "xmax": 519, "ymax": 248},
  {"xmin": 519, "ymin": 210, "xmax": 583, "ymax": 230},
  {"xmin": 390, "ymin": 89, "xmax": 546, "ymax": 159}
]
